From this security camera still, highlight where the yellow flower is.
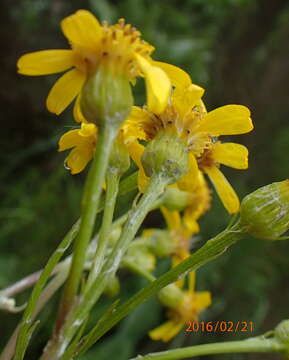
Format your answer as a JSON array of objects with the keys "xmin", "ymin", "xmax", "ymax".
[
  {"xmin": 149, "ymin": 271, "xmax": 211, "ymax": 342},
  {"xmin": 123, "ymin": 84, "xmax": 253, "ymax": 213},
  {"xmin": 58, "ymin": 122, "xmax": 97, "ymax": 174},
  {"xmin": 198, "ymin": 141, "xmax": 249, "ymax": 213},
  {"xmin": 17, "ymin": 10, "xmax": 187, "ymax": 116}
]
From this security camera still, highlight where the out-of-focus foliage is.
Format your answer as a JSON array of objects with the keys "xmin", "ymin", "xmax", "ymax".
[{"xmin": 1, "ymin": 0, "xmax": 289, "ymax": 359}]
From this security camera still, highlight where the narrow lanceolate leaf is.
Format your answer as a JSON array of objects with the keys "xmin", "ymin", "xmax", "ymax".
[
  {"xmin": 73, "ymin": 300, "xmax": 120, "ymax": 357},
  {"xmin": 13, "ymin": 220, "xmax": 80, "ymax": 360}
]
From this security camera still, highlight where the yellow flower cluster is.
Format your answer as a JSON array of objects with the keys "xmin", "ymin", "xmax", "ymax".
[{"xmin": 17, "ymin": 9, "xmax": 254, "ymax": 343}]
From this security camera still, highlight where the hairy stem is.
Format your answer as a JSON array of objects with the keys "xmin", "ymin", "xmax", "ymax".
[
  {"xmin": 49, "ymin": 174, "xmax": 168, "ymax": 359},
  {"xmin": 58, "ymin": 127, "xmax": 115, "ymax": 321},
  {"xmin": 85, "ymin": 169, "xmax": 120, "ymax": 289},
  {"xmin": 76, "ymin": 222, "xmax": 244, "ymax": 355}
]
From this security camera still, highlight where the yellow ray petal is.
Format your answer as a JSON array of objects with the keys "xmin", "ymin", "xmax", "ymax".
[
  {"xmin": 199, "ymin": 105, "xmax": 253, "ymax": 136},
  {"xmin": 188, "ymin": 271, "xmax": 196, "ymax": 292},
  {"xmin": 46, "ymin": 68, "xmax": 86, "ymax": 115},
  {"xmin": 194, "ymin": 291, "xmax": 212, "ymax": 311},
  {"xmin": 205, "ymin": 166, "xmax": 240, "ymax": 214},
  {"xmin": 152, "ymin": 61, "xmax": 192, "ymax": 88},
  {"xmin": 212, "ymin": 142, "xmax": 248, "ymax": 169},
  {"xmin": 61, "ymin": 9, "xmax": 101, "ymax": 48},
  {"xmin": 79, "ymin": 122, "xmax": 97, "ymax": 137},
  {"xmin": 173, "ymin": 84, "xmax": 205, "ymax": 118},
  {"xmin": 135, "ymin": 54, "xmax": 170, "ymax": 114},
  {"xmin": 65, "ymin": 146, "xmax": 93, "ymax": 174},
  {"xmin": 122, "ymin": 106, "xmax": 150, "ymax": 142},
  {"xmin": 125, "ymin": 140, "xmax": 149, "ymax": 192},
  {"xmin": 161, "ymin": 207, "xmax": 181, "ymax": 230},
  {"xmin": 149, "ymin": 320, "xmax": 183, "ymax": 342},
  {"xmin": 177, "ymin": 153, "xmax": 200, "ymax": 192},
  {"xmin": 17, "ymin": 50, "xmax": 74, "ymax": 76},
  {"xmin": 183, "ymin": 213, "xmax": 200, "ymax": 236},
  {"xmin": 58, "ymin": 129, "xmax": 82, "ymax": 151},
  {"xmin": 73, "ymin": 95, "xmax": 87, "ymax": 123}
]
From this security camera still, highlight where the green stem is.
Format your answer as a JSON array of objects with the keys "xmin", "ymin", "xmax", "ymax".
[
  {"xmin": 130, "ymin": 338, "xmax": 284, "ymax": 360},
  {"xmin": 122, "ymin": 259, "xmax": 156, "ymax": 282},
  {"xmin": 77, "ymin": 222, "xmax": 244, "ymax": 352},
  {"xmin": 59, "ymin": 127, "xmax": 115, "ymax": 320},
  {"xmin": 86, "ymin": 170, "xmax": 120, "ymax": 290},
  {"xmin": 13, "ymin": 220, "xmax": 79, "ymax": 360},
  {"xmin": 59, "ymin": 174, "xmax": 169, "ymax": 357}
]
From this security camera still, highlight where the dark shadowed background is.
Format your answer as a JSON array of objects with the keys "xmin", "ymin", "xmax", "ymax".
[{"xmin": 1, "ymin": 0, "xmax": 289, "ymax": 359}]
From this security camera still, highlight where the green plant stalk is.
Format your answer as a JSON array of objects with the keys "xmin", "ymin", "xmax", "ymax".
[
  {"xmin": 53, "ymin": 174, "xmax": 169, "ymax": 359},
  {"xmin": 130, "ymin": 338, "xmax": 285, "ymax": 360},
  {"xmin": 1, "ymin": 271, "xmax": 69, "ymax": 360},
  {"xmin": 76, "ymin": 222, "xmax": 244, "ymax": 356},
  {"xmin": 12, "ymin": 219, "xmax": 79, "ymax": 360},
  {"xmin": 86, "ymin": 169, "xmax": 120, "ymax": 290},
  {"xmin": 122, "ymin": 258, "xmax": 156, "ymax": 282},
  {"xmin": 59, "ymin": 126, "xmax": 115, "ymax": 320}
]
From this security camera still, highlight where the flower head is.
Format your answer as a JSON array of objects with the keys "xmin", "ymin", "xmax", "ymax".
[
  {"xmin": 17, "ymin": 10, "xmax": 185, "ymax": 116},
  {"xmin": 149, "ymin": 271, "xmax": 211, "ymax": 342},
  {"xmin": 124, "ymin": 84, "xmax": 253, "ymax": 213},
  {"xmin": 58, "ymin": 122, "xmax": 97, "ymax": 174}
]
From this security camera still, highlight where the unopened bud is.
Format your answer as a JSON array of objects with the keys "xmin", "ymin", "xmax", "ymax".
[
  {"xmin": 141, "ymin": 130, "xmax": 188, "ymax": 184},
  {"xmin": 124, "ymin": 247, "xmax": 156, "ymax": 271},
  {"xmin": 109, "ymin": 227, "xmax": 122, "ymax": 247},
  {"xmin": 108, "ymin": 135, "xmax": 130, "ymax": 176},
  {"xmin": 240, "ymin": 180, "xmax": 289, "ymax": 240},
  {"xmin": 158, "ymin": 284, "xmax": 184, "ymax": 309},
  {"xmin": 104, "ymin": 275, "xmax": 120, "ymax": 297},
  {"xmin": 81, "ymin": 65, "xmax": 133, "ymax": 130},
  {"xmin": 162, "ymin": 187, "xmax": 192, "ymax": 211},
  {"xmin": 146, "ymin": 230, "xmax": 175, "ymax": 257}
]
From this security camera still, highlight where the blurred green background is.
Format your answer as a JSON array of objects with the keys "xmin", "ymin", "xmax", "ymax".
[{"xmin": 1, "ymin": 0, "xmax": 289, "ymax": 359}]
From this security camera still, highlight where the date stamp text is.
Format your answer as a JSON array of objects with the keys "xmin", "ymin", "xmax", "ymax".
[{"xmin": 185, "ymin": 321, "xmax": 254, "ymax": 333}]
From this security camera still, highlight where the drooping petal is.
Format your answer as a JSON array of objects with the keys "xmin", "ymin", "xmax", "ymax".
[
  {"xmin": 17, "ymin": 50, "xmax": 74, "ymax": 76},
  {"xmin": 161, "ymin": 207, "xmax": 181, "ymax": 230},
  {"xmin": 198, "ymin": 105, "xmax": 253, "ymax": 136},
  {"xmin": 135, "ymin": 54, "xmax": 170, "ymax": 114},
  {"xmin": 125, "ymin": 140, "xmax": 149, "ymax": 192},
  {"xmin": 177, "ymin": 153, "xmax": 200, "ymax": 192},
  {"xmin": 73, "ymin": 95, "xmax": 87, "ymax": 123},
  {"xmin": 79, "ymin": 122, "xmax": 97, "ymax": 137},
  {"xmin": 46, "ymin": 68, "xmax": 86, "ymax": 115},
  {"xmin": 65, "ymin": 146, "xmax": 93, "ymax": 174},
  {"xmin": 205, "ymin": 165, "xmax": 240, "ymax": 214},
  {"xmin": 193, "ymin": 291, "xmax": 212, "ymax": 311},
  {"xmin": 188, "ymin": 271, "xmax": 196, "ymax": 292},
  {"xmin": 152, "ymin": 61, "xmax": 192, "ymax": 88},
  {"xmin": 212, "ymin": 142, "xmax": 249, "ymax": 169},
  {"xmin": 183, "ymin": 214, "xmax": 200, "ymax": 236},
  {"xmin": 61, "ymin": 10, "xmax": 102, "ymax": 48},
  {"xmin": 173, "ymin": 83, "xmax": 205, "ymax": 118},
  {"xmin": 58, "ymin": 129, "xmax": 82, "ymax": 151},
  {"xmin": 149, "ymin": 320, "xmax": 183, "ymax": 342}
]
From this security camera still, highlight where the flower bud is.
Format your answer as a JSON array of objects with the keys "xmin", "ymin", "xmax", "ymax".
[
  {"xmin": 141, "ymin": 130, "xmax": 188, "ymax": 184},
  {"xmin": 124, "ymin": 247, "xmax": 156, "ymax": 271},
  {"xmin": 240, "ymin": 180, "xmax": 289, "ymax": 240},
  {"xmin": 109, "ymin": 227, "xmax": 122, "ymax": 247},
  {"xmin": 104, "ymin": 275, "xmax": 120, "ymax": 297},
  {"xmin": 146, "ymin": 229, "xmax": 175, "ymax": 257},
  {"xmin": 158, "ymin": 284, "xmax": 184, "ymax": 309},
  {"xmin": 162, "ymin": 187, "xmax": 192, "ymax": 211},
  {"xmin": 81, "ymin": 65, "xmax": 133, "ymax": 130},
  {"xmin": 108, "ymin": 135, "xmax": 130, "ymax": 176}
]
